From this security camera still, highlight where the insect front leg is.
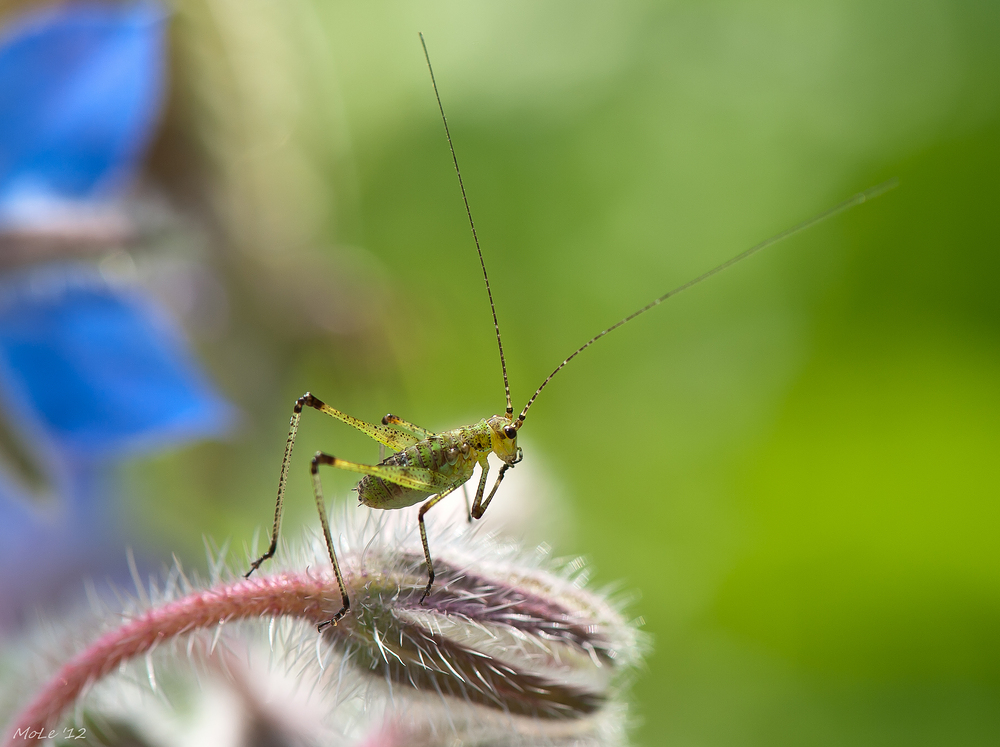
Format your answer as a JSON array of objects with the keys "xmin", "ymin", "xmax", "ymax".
[
  {"xmin": 471, "ymin": 463, "xmax": 511, "ymax": 520},
  {"xmin": 466, "ymin": 463, "xmax": 490, "ymax": 522},
  {"xmin": 417, "ymin": 485, "xmax": 460, "ymax": 603}
]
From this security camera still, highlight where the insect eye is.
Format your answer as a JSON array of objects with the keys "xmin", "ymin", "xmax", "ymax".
[{"xmin": 503, "ymin": 425, "xmax": 517, "ymax": 439}]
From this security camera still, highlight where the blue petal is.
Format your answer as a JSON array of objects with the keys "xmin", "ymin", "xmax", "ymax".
[
  {"xmin": 0, "ymin": 1, "xmax": 166, "ymax": 205},
  {"xmin": 0, "ymin": 264, "xmax": 235, "ymax": 460},
  {"xmin": 0, "ymin": 460, "xmax": 138, "ymax": 630}
]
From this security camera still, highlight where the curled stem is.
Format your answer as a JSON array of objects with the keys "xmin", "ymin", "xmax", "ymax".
[{"xmin": 9, "ymin": 571, "xmax": 343, "ymax": 743}]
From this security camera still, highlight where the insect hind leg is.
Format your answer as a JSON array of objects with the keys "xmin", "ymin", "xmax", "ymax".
[
  {"xmin": 310, "ymin": 453, "xmax": 350, "ymax": 630},
  {"xmin": 245, "ymin": 394, "xmax": 313, "ymax": 578},
  {"xmin": 246, "ymin": 393, "xmax": 421, "ymax": 580},
  {"xmin": 381, "ymin": 413, "xmax": 435, "ymax": 439}
]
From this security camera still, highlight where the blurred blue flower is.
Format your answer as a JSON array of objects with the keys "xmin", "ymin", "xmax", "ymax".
[
  {"xmin": 0, "ymin": 0, "xmax": 166, "ymax": 226},
  {"xmin": 0, "ymin": 2, "xmax": 235, "ymax": 628},
  {"xmin": 0, "ymin": 265, "xmax": 235, "ymax": 466}
]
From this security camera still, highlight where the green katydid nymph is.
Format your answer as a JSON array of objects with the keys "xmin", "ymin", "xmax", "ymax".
[{"xmin": 245, "ymin": 34, "xmax": 897, "ymax": 631}]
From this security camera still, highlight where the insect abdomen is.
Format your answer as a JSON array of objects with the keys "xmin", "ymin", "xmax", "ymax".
[
  {"xmin": 357, "ymin": 428, "xmax": 483, "ymax": 510},
  {"xmin": 357, "ymin": 476, "xmax": 431, "ymax": 510}
]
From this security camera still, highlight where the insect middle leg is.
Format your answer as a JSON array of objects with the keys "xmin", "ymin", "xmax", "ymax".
[
  {"xmin": 415, "ymin": 465, "xmax": 490, "ymax": 600},
  {"xmin": 461, "ymin": 482, "xmax": 472, "ymax": 523},
  {"xmin": 417, "ymin": 485, "xmax": 460, "ymax": 603}
]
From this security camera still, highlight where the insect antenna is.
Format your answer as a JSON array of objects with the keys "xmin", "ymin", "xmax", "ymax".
[
  {"xmin": 420, "ymin": 33, "xmax": 514, "ymax": 417},
  {"xmin": 515, "ymin": 178, "xmax": 899, "ymax": 427}
]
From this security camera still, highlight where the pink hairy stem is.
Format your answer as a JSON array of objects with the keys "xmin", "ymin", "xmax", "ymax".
[{"xmin": 8, "ymin": 571, "xmax": 343, "ymax": 744}]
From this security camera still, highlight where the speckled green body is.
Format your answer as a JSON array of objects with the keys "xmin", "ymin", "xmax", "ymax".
[{"xmin": 357, "ymin": 420, "xmax": 495, "ymax": 510}]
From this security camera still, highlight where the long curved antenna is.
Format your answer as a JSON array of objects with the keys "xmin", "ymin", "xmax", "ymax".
[
  {"xmin": 516, "ymin": 178, "xmax": 899, "ymax": 426},
  {"xmin": 420, "ymin": 33, "xmax": 513, "ymax": 416}
]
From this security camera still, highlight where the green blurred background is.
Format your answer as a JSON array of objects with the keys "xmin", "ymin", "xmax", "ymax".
[{"xmin": 104, "ymin": 0, "xmax": 1000, "ymax": 744}]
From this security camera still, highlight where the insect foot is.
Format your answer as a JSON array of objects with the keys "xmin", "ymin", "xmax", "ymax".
[{"xmin": 7, "ymin": 509, "xmax": 646, "ymax": 746}]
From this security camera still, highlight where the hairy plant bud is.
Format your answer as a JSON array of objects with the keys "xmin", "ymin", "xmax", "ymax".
[{"xmin": 7, "ymin": 509, "xmax": 645, "ymax": 745}]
